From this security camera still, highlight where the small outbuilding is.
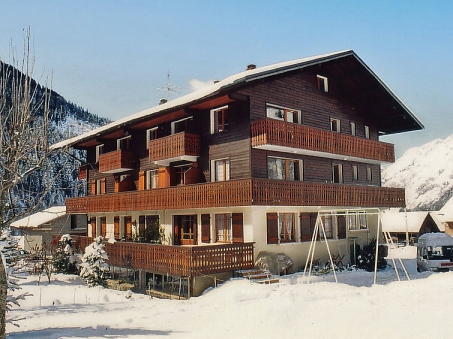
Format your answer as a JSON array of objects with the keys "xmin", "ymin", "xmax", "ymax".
[
  {"xmin": 381, "ymin": 210, "xmax": 443, "ymax": 244},
  {"xmin": 10, "ymin": 206, "xmax": 87, "ymax": 250}
]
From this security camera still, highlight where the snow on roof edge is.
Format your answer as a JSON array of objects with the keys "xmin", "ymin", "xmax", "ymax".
[{"xmin": 50, "ymin": 50, "xmax": 352, "ymax": 150}]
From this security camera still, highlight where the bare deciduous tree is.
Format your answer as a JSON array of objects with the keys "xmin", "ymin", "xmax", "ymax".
[{"xmin": 0, "ymin": 29, "xmax": 63, "ymax": 339}]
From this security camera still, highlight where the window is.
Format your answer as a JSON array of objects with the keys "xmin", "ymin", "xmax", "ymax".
[
  {"xmin": 175, "ymin": 165, "xmax": 191, "ymax": 185},
  {"xmin": 317, "ymin": 75, "xmax": 329, "ymax": 92},
  {"xmin": 171, "ymin": 117, "xmax": 193, "ymax": 134},
  {"xmin": 330, "ymin": 118, "xmax": 341, "ymax": 132},
  {"xmin": 215, "ymin": 213, "xmax": 232, "ymax": 242},
  {"xmin": 267, "ymin": 213, "xmax": 296, "ymax": 244},
  {"xmin": 117, "ymin": 136, "xmax": 131, "ymax": 150},
  {"xmin": 332, "ymin": 164, "xmax": 343, "ymax": 184},
  {"xmin": 145, "ymin": 170, "xmax": 159, "ymax": 189},
  {"xmin": 321, "ymin": 215, "xmax": 333, "ymax": 239},
  {"xmin": 279, "ymin": 213, "xmax": 296, "ymax": 242},
  {"xmin": 210, "ymin": 106, "xmax": 229, "ymax": 134},
  {"xmin": 95, "ymin": 144, "xmax": 104, "ymax": 162},
  {"xmin": 146, "ymin": 127, "xmax": 158, "ymax": 149},
  {"xmin": 352, "ymin": 165, "xmax": 358, "ymax": 181},
  {"xmin": 92, "ymin": 178, "xmax": 106, "ymax": 195},
  {"xmin": 267, "ymin": 157, "xmax": 303, "ymax": 181},
  {"xmin": 364, "ymin": 125, "xmax": 370, "ymax": 139},
  {"xmin": 266, "ymin": 104, "xmax": 301, "ymax": 124},
  {"xmin": 366, "ymin": 167, "xmax": 373, "ymax": 181},
  {"xmin": 348, "ymin": 211, "xmax": 368, "ymax": 230},
  {"xmin": 212, "ymin": 159, "xmax": 230, "ymax": 182},
  {"xmin": 350, "ymin": 122, "xmax": 356, "ymax": 136}
]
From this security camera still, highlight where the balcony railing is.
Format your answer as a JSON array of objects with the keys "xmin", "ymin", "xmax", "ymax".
[
  {"xmin": 66, "ymin": 179, "xmax": 405, "ymax": 213},
  {"xmin": 251, "ymin": 119, "xmax": 395, "ymax": 163},
  {"xmin": 149, "ymin": 132, "xmax": 201, "ymax": 165},
  {"xmin": 61, "ymin": 235, "xmax": 254, "ymax": 277},
  {"xmin": 98, "ymin": 150, "xmax": 135, "ymax": 173}
]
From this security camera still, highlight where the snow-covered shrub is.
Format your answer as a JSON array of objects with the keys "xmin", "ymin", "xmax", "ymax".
[
  {"xmin": 79, "ymin": 236, "xmax": 109, "ymax": 287},
  {"xmin": 357, "ymin": 238, "xmax": 387, "ymax": 272},
  {"xmin": 52, "ymin": 234, "xmax": 77, "ymax": 274}
]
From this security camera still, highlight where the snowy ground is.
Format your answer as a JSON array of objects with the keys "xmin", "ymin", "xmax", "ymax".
[{"xmin": 6, "ymin": 252, "xmax": 453, "ymax": 339}]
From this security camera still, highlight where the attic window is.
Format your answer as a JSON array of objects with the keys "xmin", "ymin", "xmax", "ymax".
[{"xmin": 317, "ymin": 75, "xmax": 329, "ymax": 92}]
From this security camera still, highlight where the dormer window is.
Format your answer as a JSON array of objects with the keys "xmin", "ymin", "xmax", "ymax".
[
  {"xmin": 266, "ymin": 104, "xmax": 301, "ymax": 124},
  {"xmin": 317, "ymin": 75, "xmax": 329, "ymax": 92},
  {"xmin": 210, "ymin": 106, "xmax": 229, "ymax": 134}
]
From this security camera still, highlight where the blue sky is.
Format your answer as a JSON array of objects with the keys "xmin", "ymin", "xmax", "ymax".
[{"xmin": 1, "ymin": 1, "xmax": 452, "ymax": 157}]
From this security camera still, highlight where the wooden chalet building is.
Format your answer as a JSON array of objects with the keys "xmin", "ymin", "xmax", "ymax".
[{"xmin": 54, "ymin": 50, "xmax": 423, "ymax": 296}]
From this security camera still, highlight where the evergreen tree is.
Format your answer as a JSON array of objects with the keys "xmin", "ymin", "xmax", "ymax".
[
  {"xmin": 79, "ymin": 237, "xmax": 109, "ymax": 287},
  {"xmin": 52, "ymin": 234, "xmax": 77, "ymax": 274}
]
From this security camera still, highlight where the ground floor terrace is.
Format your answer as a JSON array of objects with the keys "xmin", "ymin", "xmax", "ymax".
[{"xmin": 64, "ymin": 205, "xmax": 389, "ymax": 296}]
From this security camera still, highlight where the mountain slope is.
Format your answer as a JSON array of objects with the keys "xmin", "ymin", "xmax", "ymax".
[
  {"xmin": 382, "ymin": 135, "xmax": 453, "ymax": 211},
  {"xmin": 1, "ymin": 60, "xmax": 110, "ymax": 211}
]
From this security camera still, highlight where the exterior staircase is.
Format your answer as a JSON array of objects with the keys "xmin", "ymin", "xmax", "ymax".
[{"xmin": 235, "ymin": 268, "xmax": 279, "ymax": 284}]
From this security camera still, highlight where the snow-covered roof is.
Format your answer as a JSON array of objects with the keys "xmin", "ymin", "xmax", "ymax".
[
  {"xmin": 10, "ymin": 206, "xmax": 66, "ymax": 228},
  {"xmin": 51, "ymin": 49, "xmax": 423, "ymax": 150},
  {"xmin": 439, "ymin": 195, "xmax": 453, "ymax": 221},
  {"xmin": 381, "ymin": 210, "xmax": 429, "ymax": 233}
]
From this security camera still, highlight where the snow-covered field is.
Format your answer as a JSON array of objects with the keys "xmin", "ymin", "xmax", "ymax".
[{"xmin": 6, "ymin": 255, "xmax": 453, "ymax": 339}]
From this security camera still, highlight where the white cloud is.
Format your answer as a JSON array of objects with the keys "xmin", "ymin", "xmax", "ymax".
[{"xmin": 188, "ymin": 78, "xmax": 215, "ymax": 91}]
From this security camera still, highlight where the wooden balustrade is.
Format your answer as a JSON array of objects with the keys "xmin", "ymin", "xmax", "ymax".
[
  {"xmin": 149, "ymin": 132, "xmax": 201, "ymax": 162},
  {"xmin": 66, "ymin": 179, "xmax": 405, "ymax": 214},
  {"xmin": 63, "ymin": 235, "xmax": 254, "ymax": 277},
  {"xmin": 251, "ymin": 119, "xmax": 395, "ymax": 163},
  {"xmin": 98, "ymin": 150, "xmax": 135, "ymax": 173}
]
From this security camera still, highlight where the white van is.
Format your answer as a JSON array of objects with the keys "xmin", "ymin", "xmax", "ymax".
[{"xmin": 417, "ymin": 233, "xmax": 453, "ymax": 272}]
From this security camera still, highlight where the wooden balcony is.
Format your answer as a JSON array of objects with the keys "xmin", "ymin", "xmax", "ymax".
[
  {"xmin": 61, "ymin": 235, "xmax": 254, "ymax": 277},
  {"xmin": 251, "ymin": 118, "xmax": 395, "ymax": 163},
  {"xmin": 66, "ymin": 179, "xmax": 405, "ymax": 213},
  {"xmin": 149, "ymin": 132, "xmax": 201, "ymax": 166},
  {"xmin": 98, "ymin": 150, "xmax": 135, "ymax": 173}
]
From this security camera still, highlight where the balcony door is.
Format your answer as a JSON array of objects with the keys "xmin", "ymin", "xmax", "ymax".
[{"xmin": 173, "ymin": 215, "xmax": 197, "ymax": 246}]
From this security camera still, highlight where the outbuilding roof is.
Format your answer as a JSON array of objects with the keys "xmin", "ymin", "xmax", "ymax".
[
  {"xmin": 51, "ymin": 50, "xmax": 424, "ymax": 150},
  {"xmin": 10, "ymin": 206, "xmax": 66, "ymax": 228}
]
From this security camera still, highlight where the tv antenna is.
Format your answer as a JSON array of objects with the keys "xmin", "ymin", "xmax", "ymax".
[{"xmin": 156, "ymin": 71, "xmax": 181, "ymax": 100}]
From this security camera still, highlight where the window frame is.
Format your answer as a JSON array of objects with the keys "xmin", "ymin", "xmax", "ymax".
[
  {"xmin": 364, "ymin": 125, "xmax": 370, "ymax": 139},
  {"xmin": 350, "ymin": 122, "xmax": 356, "ymax": 136},
  {"xmin": 267, "ymin": 156, "xmax": 303, "ymax": 181},
  {"xmin": 146, "ymin": 127, "xmax": 158, "ymax": 150},
  {"xmin": 332, "ymin": 163, "xmax": 344, "ymax": 184},
  {"xmin": 95, "ymin": 144, "xmax": 104, "ymax": 163},
  {"xmin": 352, "ymin": 165, "xmax": 359, "ymax": 181},
  {"xmin": 266, "ymin": 103, "xmax": 302, "ymax": 124},
  {"xmin": 215, "ymin": 213, "xmax": 232, "ymax": 243},
  {"xmin": 145, "ymin": 169, "xmax": 159, "ymax": 189},
  {"xmin": 366, "ymin": 166, "xmax": 373, "ymax": 182},
  {"xmin": 117, "ymin": 136, "xmax": 131, "ymax": 151},
  {"xmin": 330, "ymin": 118, "xmax": 341, "ymax": 133},
  {"xmin": 171, "ymin": 116, "xmax": 193, "ymax": 135},
  {"xmin": 210, "ymin": 105, "xmax": 229, "ymax": 134},
  {"xmin": 211, "ymin": 158, "xmax": 230, "ymax": 182},
  {"xmin": 317, "ymin": 75, "xmax": 329, "ymax": 92}
]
